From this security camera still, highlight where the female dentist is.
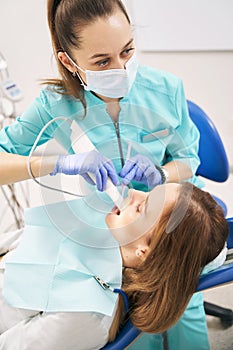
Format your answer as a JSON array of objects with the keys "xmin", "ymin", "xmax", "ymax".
[
  {"xmin": 0, "ymin": 0, "xmax": 201, "ymax": 191},
  {"xmin": 0, "ymin": 0, "xmax": 206, "ymax": 349}
]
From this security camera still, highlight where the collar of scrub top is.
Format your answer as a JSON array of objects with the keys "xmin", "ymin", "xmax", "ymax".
[{"xmin": 94, "ymin": 275, "xmax": 129, "ymax": 313}]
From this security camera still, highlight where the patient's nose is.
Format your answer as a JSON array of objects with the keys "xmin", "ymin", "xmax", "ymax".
[{"xmin": 118, "ymin": 189, "xmax": 134, "ymax": 211}]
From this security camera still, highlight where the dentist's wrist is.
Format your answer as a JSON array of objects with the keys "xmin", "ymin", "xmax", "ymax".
[{"xmin": 155, "ymin": 165, "xmax": 169, "ymax": 184}]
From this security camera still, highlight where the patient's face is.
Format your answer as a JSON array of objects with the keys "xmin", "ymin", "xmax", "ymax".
[{"xmin": 105, "ymin": 183, "xmax": 180, "ymax": 246}]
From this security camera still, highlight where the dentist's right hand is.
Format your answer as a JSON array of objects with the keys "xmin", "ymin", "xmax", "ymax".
[{"xmin": 50, "ymin": 150, "xmax": 119, "ymax": 191}]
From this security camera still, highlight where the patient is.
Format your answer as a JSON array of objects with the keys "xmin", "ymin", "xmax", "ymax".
[{"xmin": 0, "ymin": 183, "xmax": 229, "ymax": 350}]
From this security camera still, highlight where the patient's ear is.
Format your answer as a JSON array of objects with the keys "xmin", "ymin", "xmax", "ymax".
[
  {"xmin": 57, "ymin": 52, "xmax": 76, "ymax": 73},
  {"xmin": 120, "ymin": 243, "xmax": 149, "ymax": 268},
  {"xmin": 135, "ymin": 245, "xmax": 149, "ymax": 261}
]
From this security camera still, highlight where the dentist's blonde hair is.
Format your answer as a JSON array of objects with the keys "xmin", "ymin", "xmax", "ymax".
[{"xmin": 109, "ymin": 183, "xmax": 228, "ymax": 341}]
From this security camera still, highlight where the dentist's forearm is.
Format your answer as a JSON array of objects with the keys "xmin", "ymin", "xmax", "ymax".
[
  {"xmin": 163, "ymin": 160, "xmax": 193, "ymax": 183},
  {"xmin": 0, "ymin": 153, "xmax": 57, "ymax": 185}
]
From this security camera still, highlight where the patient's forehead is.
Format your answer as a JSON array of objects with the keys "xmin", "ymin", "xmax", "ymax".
[{"xmin": 146, "ymin": 183, "xmax": 180, "ymax": 214}]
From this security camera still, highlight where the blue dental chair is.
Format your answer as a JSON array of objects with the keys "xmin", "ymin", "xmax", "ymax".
[
  {"xmin": 187, "ymin": 100, "xmax": 229, "ymax": 215},
  {"xmin": 101, "ymin": 101, "xmax": 233, "ymax": 350},
  {"xmin": 187, "ymin": 100, "xmax": 229, "ymax": 183}
]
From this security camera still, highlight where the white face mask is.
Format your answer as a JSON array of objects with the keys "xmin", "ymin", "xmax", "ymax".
[{"xmin": 66, "ymin": 52, "xmax": 139, "ymax": 98}]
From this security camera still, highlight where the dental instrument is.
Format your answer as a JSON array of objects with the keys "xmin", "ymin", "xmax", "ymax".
[{"xmin": 121, "ymin": 141, "xmax": 132, "ymax": 198}]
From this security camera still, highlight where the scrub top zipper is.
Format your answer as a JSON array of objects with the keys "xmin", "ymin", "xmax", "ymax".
[
  {"xmin": 113, "ymin": 121, "xmax": 125, "ymax": 168},
  {"xmin": 113, "ymin": 121, "xmax": 133, "ymax": 189},
  {"xmin": 105, "ymin": 102, "xmax": 125, "ymax": 167}
]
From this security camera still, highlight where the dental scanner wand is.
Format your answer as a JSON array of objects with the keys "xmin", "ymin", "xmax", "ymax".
[
  {"xmin": 89, "ymin": 141, "xmax": 132, "ymax": 208},
  {"xmin": 27, "ymin": 117, "xmax": 125, "ymax": 204},
  {"xmin": 87, "ymin": 172, "xmax": 124, "ymax": 208},
  {"xmin": 70, "ymin": 121, "xmax": 124, "ymax": 208},
  {"xmin": 121, "ymin": 141, "xmax": 132, "ymax": 197}
]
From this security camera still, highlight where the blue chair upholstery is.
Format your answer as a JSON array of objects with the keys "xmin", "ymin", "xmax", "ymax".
[
  {"xmin": 187, "ymin": 100, "xmax": 229, "ymax": 182},
  {"xmin": 187, "ymin": 100, "xmax": 230, "ymax": 215},
  {"xmin": 101, "ymin": 319, "xmax": 140, "ymax": 350},
  {"xmin": 197, "ymin": 217, "xmax": 233, "ymax": 291},
  {"xmin": 102, "ymin": 218, "xmax": 233, "ymax": 350},
  {"xmin": 101, "ymin": 101, "xmax": 232, "ymax": 350}
]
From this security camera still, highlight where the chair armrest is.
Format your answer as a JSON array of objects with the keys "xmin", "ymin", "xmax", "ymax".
[
  {"xmin": 197, "ymin": 262, "xmax": 233, "ymax": 291},
  {"xmin": 101, "ymin": 320, "xmax": 141, "ymax": 350}
]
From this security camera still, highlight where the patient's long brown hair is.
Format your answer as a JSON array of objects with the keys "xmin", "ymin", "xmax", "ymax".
[{"xmin": 109, "ymin": 183, "xmax": 229, "ymax": 341}]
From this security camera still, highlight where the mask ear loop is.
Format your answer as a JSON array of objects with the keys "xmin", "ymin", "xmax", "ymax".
[
  {"xmin": 65, "ymin": 52, "xmax": 86, "ymax": 88},
  {"xmin": 73, "ymin": 70, "xmax": 86, "ymax": 88}
]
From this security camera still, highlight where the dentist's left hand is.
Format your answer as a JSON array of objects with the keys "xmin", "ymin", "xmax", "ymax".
[
  {"xmin": 50, "ymin": 150, "xmax": 119, "ymax": 191},
  {"xmin": 119, "ymin": 154, "xmax": 162, "ymax": 188}
]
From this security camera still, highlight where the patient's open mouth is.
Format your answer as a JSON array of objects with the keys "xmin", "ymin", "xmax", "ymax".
[{"xmin": 111, "ymin": 206, "xmax": 121, "ymax": 215}]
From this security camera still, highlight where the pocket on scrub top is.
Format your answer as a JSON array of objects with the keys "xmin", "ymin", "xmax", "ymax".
[{"xmin": 140, "ymin": 127, "xmax": 173, "ymax": 143}]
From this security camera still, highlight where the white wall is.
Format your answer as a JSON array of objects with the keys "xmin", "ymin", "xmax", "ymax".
[
  {"xmin": 130, "ymin": 0, "xmax": 233, "ymax": 51},
  {"xmin": 0, "ymin": 0, "xmax": 56, "ymax": 113}
]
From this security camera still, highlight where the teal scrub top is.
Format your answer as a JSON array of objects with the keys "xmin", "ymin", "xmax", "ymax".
[{"xmin": 0, "ymin": 65, "xmax": 202, "ymax": 189}]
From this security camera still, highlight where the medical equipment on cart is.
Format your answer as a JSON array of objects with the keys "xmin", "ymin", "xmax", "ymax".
[
  {"xmin": 0, "ymin": 52, "xmax": 23, "ymax": 103},
  {"xmin": 0, "ymin": 51, "xmax": 27, "ymax": 232}
]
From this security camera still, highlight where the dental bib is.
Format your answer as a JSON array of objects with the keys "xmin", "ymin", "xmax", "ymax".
[{"xmin": 3, "ymin": 192, "xmax": 122, "ymax": 316}]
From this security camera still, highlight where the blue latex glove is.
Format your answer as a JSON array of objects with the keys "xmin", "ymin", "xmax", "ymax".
[
  {"xmin": 119, "ymin": 154, "xmax": 162, "ymax": 188},
  {"xmin": 50, "ymin": 150, "xmax": 119, "ymax": 191}
]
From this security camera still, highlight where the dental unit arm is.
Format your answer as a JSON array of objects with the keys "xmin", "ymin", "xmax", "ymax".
[
  {"xmin": 0, "ymin": 51, "xmax": 23, "ymax": 103},
  {"xmin": 27, "ymin": 117, "xmax": 124, "ymax": 207}
]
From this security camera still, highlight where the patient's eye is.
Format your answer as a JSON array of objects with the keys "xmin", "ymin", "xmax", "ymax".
[{"xmin": 136, "ymin": 200, "xmax": 146, "ymax": 213}]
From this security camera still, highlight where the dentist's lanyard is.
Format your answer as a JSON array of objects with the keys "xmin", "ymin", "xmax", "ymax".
[{"xmin": 27, "ymin": 117, "xmax": 129, "ymax": 312}]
